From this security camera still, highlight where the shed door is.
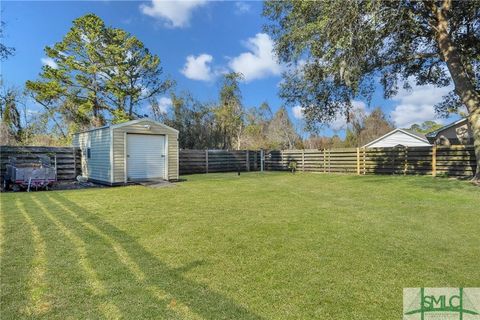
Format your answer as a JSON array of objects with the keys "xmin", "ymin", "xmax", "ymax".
[{"xmin": 127, "ymin": 134, "xmax": 166, "ymax": 180}]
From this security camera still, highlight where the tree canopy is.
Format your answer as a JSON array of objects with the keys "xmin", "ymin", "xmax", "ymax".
[
  {"xmin": 26, "ymin": 14, "xmax": 173, "ymax": 137},
  {"xmin": 0, "ymin": 20, "xmax": 15, "ymax": 61},
  {"xmin": 344, "ymin": 107, "xmax": 395, "ymax": 147},
  {"xmin": 264, "ymin": 0, "xmax": 480, "ymax": 180},
  {"xmin": 408, "ymin": 120, "xmax": 444, "ymax": 134}
]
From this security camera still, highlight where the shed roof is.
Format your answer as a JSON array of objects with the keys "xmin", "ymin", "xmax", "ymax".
[
  {"xmin": 73, "ymin": 118, "xmax": 179, "ymax": 135},
  {"xmin": 362, "ymin": 128, "xmax": 430, "ymax": 148}
]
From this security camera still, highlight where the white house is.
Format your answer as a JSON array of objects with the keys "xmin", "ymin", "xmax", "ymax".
[{"xmin": 363, "ymin": 128, "xmax": 432, "ymax": 148}]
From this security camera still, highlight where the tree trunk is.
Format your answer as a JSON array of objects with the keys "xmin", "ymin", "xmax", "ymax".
[{"xmin": 432, "ymin": 0, "xmax": 480, "ymax": 183}]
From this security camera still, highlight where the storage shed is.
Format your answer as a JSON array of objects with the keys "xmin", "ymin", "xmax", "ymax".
[
  {"xmin": 73, "ymin": 119, "xmax": 179, "ymax": 185},
  {"xmin": 363, "ymin": 128, "xmax": 432, "ymax": 148}
]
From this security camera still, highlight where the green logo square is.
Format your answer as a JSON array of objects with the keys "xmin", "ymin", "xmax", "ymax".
[{"xmin": 404, "ymin": 288, "xmax": 480, "ymax": 320}]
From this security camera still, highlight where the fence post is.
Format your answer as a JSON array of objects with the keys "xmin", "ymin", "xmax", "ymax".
[
  {"xmin": 302, "ymin": 149, "xmax": 305, "ymax": 172},
  {"xmin": 432, "ymin": 145, "xmax": 437, "ymax": 177},
  {"xmin": 328, "ymin": 149, "xmax": 331, "ymax": 173},
  {"xmin": 363, "ymin": 148, "xmax": 366, "ymax": 175},
  {"xmin": 73, "ymin": 148, "xmax": 77, "ymax": 177},
  {"xmin": 323, "ymin": 149, "xmax": 326, "ymax": 173},
  {"xmin": 260, "ymin": 149, "xmax": 264, "ymax": 172},
  {"xmin": 205, "ymin": 149, "xmax": 209, "ymax": 174},
  {"xmin": 246, "ymin": 150, "xmax": 250, "ymax": 171},
  {"xmin": 404, "ymin": 147, "xmax": 408, "ymax": 175},
  {"xmin": 356, "ymin": 148, "xmax": 360, "ymax": 175},
  {"xmin": 281, "ymin": 150, "xmax": 284, "ymax": 170}
]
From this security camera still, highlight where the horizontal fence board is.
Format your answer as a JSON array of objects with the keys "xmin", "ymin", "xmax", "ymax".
[
  {"xmin": 179, "ymin": 149, "xmax": 261, "ymax": 175},
  {"xmin": 265, "ymin": 146, "xmax": 477, "ymax": 178},
  {"xmin": 3, "ymin": 145, "xmax": 476, "ymax": 183},
  {"xmin": 1, "ymin": 146, "xmax": 81, "ymax": 181}
]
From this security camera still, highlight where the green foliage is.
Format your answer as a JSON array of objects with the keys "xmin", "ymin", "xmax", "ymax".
[
  {"xmin": 157, "ymin": 92, "xmax": 222, "ymax": 149},
  {"xmin": 408, "ymin": 121, "xmax": 444, "ymax": 134},
  {"xmin": 26, "ymin": 14, "xmax": 173, "ymax": 133},
  {"xmin": 344, "ymin": 107, "xmax": 395, "ymax": 147},
  {"xmin": 266, "ymin": 106, "xmax": 301, "ymax": 149},
  {"xmin": 241, "ymin": 102, "xmax": 272, "ymax": 149},
  {"xmin": 156, "ymin": 89, "xmax": 302, "ymax": 150},
  {"xmin": 214, "ymin": 72, "xmax": 245, "ymax": 149},
  {"xmin": 0, "ymin": 88, "xmax": 23, "ymax": 144},
  {"xmin": 288, "ymin": 160, "xmax": 297, "ymax": 173},
  {"xmin": 263, "ymin": 1, "xmax": 480, "ymax": 130}
]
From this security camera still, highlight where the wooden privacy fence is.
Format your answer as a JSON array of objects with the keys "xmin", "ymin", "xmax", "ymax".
[
  {"xmin": 0, "ymin": 146, "xmax": 82, "ymax": 181},
  {"xmin": 265, "ymin": 145, "xmax": 477, "ymax": 178},
  {"xmin": 2, "ymin": 146, "xmax": 475, "ymax": 181},
  {"xmin": 179, "ymin": 149, "xmax": 262, "ymax": 174}
]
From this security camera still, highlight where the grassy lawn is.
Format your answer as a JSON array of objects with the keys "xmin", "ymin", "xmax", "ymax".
[{"xmin": 1, "ymin": 172, "xmax": 479, "ymax": 319}]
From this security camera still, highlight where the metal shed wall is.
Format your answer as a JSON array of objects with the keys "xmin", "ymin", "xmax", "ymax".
[
  {"xmin": 72, "ymin": 128, "xmax": 112, "ymax": 183},
  {"xmin": 111, "ymin": 120, "xmax": 179, "ymax": 183}
]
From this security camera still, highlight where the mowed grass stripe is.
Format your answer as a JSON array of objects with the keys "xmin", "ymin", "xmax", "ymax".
[
  {"xmin": 1, "ymin": 172, "xmax": 479, "ymax": 319},
  {"xmin": 44, "ymin": 194, "xmax": 204, "ymax": 320},
  {"xmin": 16, "ymin": 198, "xmax": 50, "ymax": 317},
  {"xmin": 30, "ymin": 196, "xmax": 122, "ymax": 319}
]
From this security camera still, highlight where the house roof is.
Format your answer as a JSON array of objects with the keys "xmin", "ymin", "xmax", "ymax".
[
  {"xmin": 425, "ymin": 118, "xmax": 468, "ymax": 138},
  {"xmin": 73, "ymin": 118, "xmax": 179, "ymax": 135},
  {"xmin": 362, "ymin": 128, "xmax": 430, "ymax": 148},
  {"xmin": 402, "ymin": 129, "xmax": 427, "ymax": 140}
]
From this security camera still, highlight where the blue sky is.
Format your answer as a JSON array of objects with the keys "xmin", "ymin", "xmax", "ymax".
[{"xmin": 1, "ymin": 0, "xmax": 458, "ymax": 137}]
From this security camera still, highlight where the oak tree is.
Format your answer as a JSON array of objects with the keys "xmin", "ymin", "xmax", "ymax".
[{"xmin": 264, "ymin": 0, "xmax": 480, "ymax": 181}]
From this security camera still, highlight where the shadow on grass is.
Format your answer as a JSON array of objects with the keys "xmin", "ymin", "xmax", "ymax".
[
  {"xmin": 4, "ymin": 193, "xmax": 262, "ymax": 319},
  {"xmin": 0, "ymin": 200, "xmax": 35, "ymax": 318},
  {"xmin": 345, "ymin": 174, "xmax": 476, "ymax": 192}
]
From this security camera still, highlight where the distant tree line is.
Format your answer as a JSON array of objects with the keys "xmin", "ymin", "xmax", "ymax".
[
  {"xmin": 0, "ymin": 14, "xmax": 303, "ymax": 150},
  {"xmin": 0, "ymin": 14, "xmax": 445, "ymax": 151}
]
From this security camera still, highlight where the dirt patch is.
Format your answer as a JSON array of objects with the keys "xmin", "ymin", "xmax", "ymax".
[
  {"xmin": 50, "ymin": 181, "xmax": 106, "ymax": 191},
  {"xmin": 1, "ymin": 180, "xmax": 105, "ymax": 192}
]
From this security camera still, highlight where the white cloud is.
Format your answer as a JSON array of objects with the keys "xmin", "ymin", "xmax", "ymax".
[
  {"xmin": 157, "ymin": 96, "xmax": 172, "ymax": 113},
  {"xmin": 292, "ymin": 105, "xmax": 304, "ymax": 119},
  {"xmin": 234, "ymin": 1, "xmax": 251, "ymax": 15},
  {"xmin": 330, "ymin": 100, "xmax": 367, "ymax": 131},
  {"xmin": 229, "ymin": 33, "xmax": 282, "ymax": 82},
  {"xmin": 41, "ymin": 57, "xmax": 58, "ymax": 69},
  {"xmin": 181, "ymin": 54, "xmax": 215, "ymax": 81},
  {"xmin": 140, "ymin": 0, "xmax": 207, "ymax": 28},
  {"xmin": 391, "ymin": 84, "xmax": 451, "ymax": 128}
]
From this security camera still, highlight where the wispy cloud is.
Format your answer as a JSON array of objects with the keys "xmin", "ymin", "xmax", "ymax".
[
  {"xmin": 157, "ymin": 96, "xmax": 172, "ymax": 113},
  {"xmin": 181, "ymin": 54, "xmax": 216, "ymax": 81},
  {"xmin": 228, "ymin": 33, "xmax": 282, "ymax": 82},
  {"xmin": 391, "ymin": 84, "xmax": 452, "ymax": 128},
  {"xmin": 292, "ymin": 105, "xmax": 304, "ymax": 119},
  {"xmin": 234, "ymin": 1, "xmax": 251, "ymax": 15},
  {"xmin": 41, "ymin": 57, "xmax": 58, "ymax": 69},
  {"xmin": 140, "ymin": 0, "xmax": 207, "ymax": 28}
]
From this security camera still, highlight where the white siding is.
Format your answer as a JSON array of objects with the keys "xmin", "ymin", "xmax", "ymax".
[
  {"xmin": 366, "ymin": 131, "xmax": 431, "ymax": 148},
  {"xmin": 72, "ymin": 128, "xmax": 111, "ymax": 183},
  {"xmin": 111, "ymin": 120, "xmax": 179, "ymax": 182},
  {"xmin": 127, "ymin": 134, "xmax": 166, "ymax": 179}
]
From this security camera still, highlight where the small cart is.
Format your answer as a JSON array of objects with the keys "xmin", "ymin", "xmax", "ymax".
[{"xmin": 3, "ymin": 155, "xmax": 57, "ymax": 191}]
